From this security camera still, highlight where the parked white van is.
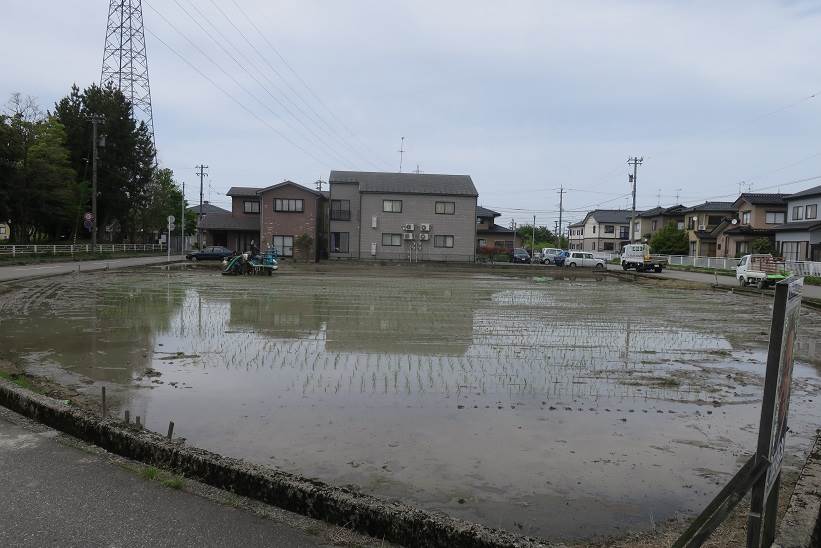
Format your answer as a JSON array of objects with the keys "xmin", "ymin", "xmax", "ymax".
[{"xmin": 565, "ymin": 251, "xmax": 606, "ymax": 269}]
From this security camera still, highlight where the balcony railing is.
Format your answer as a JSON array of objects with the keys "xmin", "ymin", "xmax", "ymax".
[{"xmin": 330, "ymin": 210, "xmax": 351, "ymax": 221}]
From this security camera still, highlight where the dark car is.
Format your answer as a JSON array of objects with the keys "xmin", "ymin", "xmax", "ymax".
[
  {"xmin": 187, "ymin": 246, "xmax": 234, "ymax": 261},
  {"xmin": 511, "ymin": 248, "xmax": 531, "ymax": 264},
  {"xmin": 553, "ymin": 250, "xmax": 570, "ymax": 266}
]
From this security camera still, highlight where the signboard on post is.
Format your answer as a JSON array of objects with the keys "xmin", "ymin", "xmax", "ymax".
[
  {"xmin": 747, "ymin": 276, "xmax": 803, "ymax": 547},
  {"xmin": 673, "ymin": 276, "xmax": 803, "ymax": 548}
]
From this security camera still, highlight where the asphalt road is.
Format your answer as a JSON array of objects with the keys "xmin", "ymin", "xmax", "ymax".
[
  {"xmin": 0, "ymin": 255, "xmax": 185, "ymax": 282},
  {"xmin": 0, "ymin": 407, "xmax": 362, "ymax": 548},
  {"xmin": 603, "ymin": 263, "xmax": 821, "ymax": 299}
]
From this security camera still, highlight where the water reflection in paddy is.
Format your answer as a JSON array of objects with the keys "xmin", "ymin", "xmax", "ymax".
[{"xmin": 2, "ymin": 270, "xmax": 820, "ymax": 541}]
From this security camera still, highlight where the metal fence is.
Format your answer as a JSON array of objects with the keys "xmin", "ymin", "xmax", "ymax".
[
  {"xmin": 665, "ymin": 255, "xmax": 741, "ymax": 270},
  {"xmin": 0, "ymin": 243, "xmax": 167, "ymax": 257}
]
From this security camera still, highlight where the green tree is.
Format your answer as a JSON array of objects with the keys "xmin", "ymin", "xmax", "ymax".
[
  {"xmin": 0, "ymin": 95, "xmax": 78, "ymax": 242},
  {"xmin": 751, "ymin": 237, "xmax": 774, "ymax": 255},
  {"xmin": 129, "ymin": 168, "xmax": 183, "ymax": 240},
  {"xmin": 54, "ymin": 83, "xmax": 156, "ymax": 242},
  {"xmin": 649, "ymin": 223, "xmax": 689, "ymax": 255}
]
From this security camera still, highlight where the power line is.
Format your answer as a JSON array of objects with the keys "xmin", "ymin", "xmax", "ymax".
[
  {"xmin": 227, "ymin": 0, "xmax": 392, "ymax": 168},
  {"xmin": 145, "ymin": 0, "xmax": 350, "ymax": 168},
  {"xmin": 144, "ymin": 27, "xmax": 331, "ymax": 167},
  {"xmin": 195, "ymin": 0, "xmax": 385, "ymax": 170}
]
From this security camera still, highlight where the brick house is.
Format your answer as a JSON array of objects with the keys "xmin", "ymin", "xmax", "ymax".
[
  {"xmin": 257, "ymin": 181, "xmax": 327, "ymax": 261},
  {"xmin": 199, "ymin": 182, "xmax": 327, "ymax": 260}
]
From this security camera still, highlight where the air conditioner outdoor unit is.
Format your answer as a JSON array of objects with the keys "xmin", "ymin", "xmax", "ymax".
[
  {"xmin": 402, "ymin": 223, "xmax": 415, "ymax": 231},
  {"xmin": 371, "ymin": 216, "xmax": 378, "ymax": 229},
  {"xmin": 403, "ymin": 232, "xmax": 414, "ymax": 240},
  {"xmin": 420, "ymin": 223, "xmax": 431, "ymax": 232},
  {"xmin": 698, "ymin": 225, "xmax": 706, "ymax": 231},
  {"xmin": 419, "ymin": 233, "xmax": 430, "ymax": 241}
]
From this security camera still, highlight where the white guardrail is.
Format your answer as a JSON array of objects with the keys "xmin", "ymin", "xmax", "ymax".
[
  {"xmin": 599, "ymin": 253, "xmax": 821, "ymax": 276},
  {"xmin": 0, "ymin": 244, "xmax": 167, "ymax": 257}
]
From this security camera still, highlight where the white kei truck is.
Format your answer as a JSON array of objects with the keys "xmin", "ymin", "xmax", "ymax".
[
  {"xmin": 735, "ymin": 254, "xmax": 789, "ymax": 289},
  {"xmin": 620, "ymin": 244, "xmax": 668, "ymax": 273}
]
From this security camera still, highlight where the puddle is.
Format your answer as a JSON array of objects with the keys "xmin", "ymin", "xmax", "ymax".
[{"xmin": 1, "ymin": 270, "xmax": 820, "ymax": 541}]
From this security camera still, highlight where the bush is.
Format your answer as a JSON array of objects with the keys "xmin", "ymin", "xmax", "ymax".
[{"xmin": 649, "ymin": 223, "xmax": 689, "ymax": 255}]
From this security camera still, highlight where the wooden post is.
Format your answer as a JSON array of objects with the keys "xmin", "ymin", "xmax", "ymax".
[
  {"xmin": 167, "ymin": 421, "xmax": 174, "ymax": 440},
  {"xmin": 124, "ymin": 410, "xmax": 130, "ymax": 424},
  {"xmin": 101, "ymin": 386, "xmax": 106, "ymax": 418}
]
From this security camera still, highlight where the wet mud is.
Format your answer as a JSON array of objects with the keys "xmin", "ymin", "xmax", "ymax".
[{"xmin": 0, "ymin": 269, "xmax": 819, "ymax": 542}]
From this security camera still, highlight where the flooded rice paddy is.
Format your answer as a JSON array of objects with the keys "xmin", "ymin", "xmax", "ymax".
[{"xmin": 1, "ymin": 268, "xmax": 820, "ymax": 541}]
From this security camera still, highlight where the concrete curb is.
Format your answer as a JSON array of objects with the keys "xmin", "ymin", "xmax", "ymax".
[
  {"xmin": 774, "ymin": 431, "xmax": 821, "ymax": 548},
  {"xmin": 0, "ymin": 257, "xmax": 187, "ymax": 284},
  {"xmin": 0, "ymin": 381, "xmax": 553, "ymax": 548}
]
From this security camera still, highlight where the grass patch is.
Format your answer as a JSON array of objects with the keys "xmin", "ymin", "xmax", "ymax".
[
  {"xmin": 806, "ymin": 275, "xmax": 821, "ymax": 286},
  {"xmin": 0, "ymin": 251, "xmax": 168, "ymax": 266},
  {"xmin": 161, "ymin": 477, "xmax": 184, "ymax": 490},
  {"xmin": 140, "ymin": 466, "xmax": 160, "ymax": 481},
  {"xmin": 0, "ymin": 371, "xmax": 39, "ymax": 392},
  {"xmin": 138, "ymin": 465, "xmax": 184, "ymax": 490}
]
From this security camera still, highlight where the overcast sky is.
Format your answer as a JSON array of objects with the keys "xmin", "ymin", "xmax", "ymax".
[{"xmin": 3, "ymin": 0, "xmax": 821, "ymax": 228}]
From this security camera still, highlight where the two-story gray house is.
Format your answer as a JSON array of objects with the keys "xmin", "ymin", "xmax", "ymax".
[
  {"xmin": 327, "ymin": 170, "xmax": 478, "ymax": 261},
  {"xmin": 774, "ymin": 184, "xmax": 821, "ymax": 261}
]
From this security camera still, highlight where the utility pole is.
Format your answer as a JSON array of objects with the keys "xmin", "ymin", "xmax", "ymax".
[
  {"xmin": 315, "ymin": 179, "xmax": 325, "ymax": 192},
  {"xmin": 181, "ymin": 180, "xmax": 185, "ymax": 254},
  {"xmin": 627, "ymin": 157, "xmax": 643, "ymax": 242},
  {"xmin": 531, "ymin": 215, "xmax": 536, "ymax": 257},
  {"xmin": 557, "ymin": 186, "xmax": 566, "ymax": 247},
  {"xmin": 195, "ymin": 165, "xmax": 208, "ymax": 249},
  {"xmin": 398, "ymin": 137, "xmax": 405, "ymax": 173},
  {"xmin": 90, "ymin": 114, "xmax": 105, "ymax": 249}
]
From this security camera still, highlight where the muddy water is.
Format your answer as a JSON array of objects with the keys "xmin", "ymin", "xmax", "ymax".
[{"xmin": 1, "ymin": 269, "xmax": 820, "ymax": 541}]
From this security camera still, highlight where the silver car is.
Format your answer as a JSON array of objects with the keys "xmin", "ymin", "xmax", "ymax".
[{"xmin": 565, "ymin": 251, "xmax": 606, "ymax": 269}]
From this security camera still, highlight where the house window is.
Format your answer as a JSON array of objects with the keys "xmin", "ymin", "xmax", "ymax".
[
  {"xmin": 619, "ymin": 227, "xmax": 629, "ymax": 239},
  {"xmin": 274, "ymin": 199, "xmax": 304, "ymax": 213},
  {"xmin": 330, "ymin": 200, "xmax": 351, "ymax": 221},
  {"xmin": 330, "ymin": 232, "xmax": 349, "ymax": 253},
  {"xmin": 707, "ymin": 215, "xmax": 724, "ymax": 226},
  {"xmin": 741, "ymin": 211, "xmax": 751, "ymax": 224},
  {"xmin": 604, "ymin": 225, "xmax": 614, "ymax": 234},
  {"xmin": 602, "ymin": 242, "xmax": 614, "ymax": 251},
  {"xmin": 476, "ymin": 217, "xmax": 482, "ymax": 224},
  {"xmin": 383, "ymin": 200, "xmax": 402, "ymax": 213},
  {"xmin": 676, "ymin": 221, "xmax": 684, "ymax": 230},
  {"xmin": 793, "ymin": 206, "xmax": 803, "ymax": 220},
  {"xmin": 781, "ymin": 241, "xmax": 800, "ymax": 261},
  {"xmin": 765, "ymin": 212, "xmax": 785, "ymax": 224},
  {"xmin": 737, "ymin": 241, "xmax": 749, "ymax": 255},
  {"xmin": 272, "ymin": 235, "xmax": 294, "ymax": 257},
  {"xmin": 807, "ymin": 204, "xmax": 818, "ymax": 220},
  {"xmin": 477, "ymin": 238, "xmax": 486, "ymax": 248},
  {"xmin": 592, "ymin": 241, "xmax": 596, "ymax": 250},
  {"xmin": 435, "ymin": 201, "xmax": 455, "ymax": 215},
  {"xmin": 382, "ymin": 233, "xmax": 402, "ymax": 246},
  {"xmin": 651, "ymin": 220, "xmax": 657, "ymax": 231},
  {"xmin": 243, "ymin": 200, "xmax": 260, "ymax": 214},
  {"xmin": 434, "ymin": 235, "xmax": 454, "ymax": 248},
  {"xmin": 634, "ymin": 221, "xmax": 640, "ymax": 235},
  {"xmin": 592, "ymin": 225, "xmax": 596, "ymax": 234}
]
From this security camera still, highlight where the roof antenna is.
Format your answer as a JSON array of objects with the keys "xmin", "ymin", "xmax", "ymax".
[{"xmin": 398, "ymin": 136, "xmax": 405, "ymax": 173}]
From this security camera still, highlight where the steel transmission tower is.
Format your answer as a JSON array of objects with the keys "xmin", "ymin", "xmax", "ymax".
[{"xmin": 100, "ymin": 0, "xmax": 155, "ymax": 143}]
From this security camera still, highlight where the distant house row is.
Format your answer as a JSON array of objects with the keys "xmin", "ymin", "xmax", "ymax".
[
  {"xmin": 193, "ymin": 170, "xmax": 524, "ymax": 262},
  {"xmin": 568, "ymin": 184, "xmax": 821, "ymax": 261}
]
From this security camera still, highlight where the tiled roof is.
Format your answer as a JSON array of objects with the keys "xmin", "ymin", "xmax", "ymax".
[
  {"xmin": 186, "ymin": 203, "xmax": 230, "ymax": 215},
  {"xmin": 787, "ymin": 184, "xmax": 821, "ymax": 199},
  {"xmin": 256, "ymin": 180, "xmax": 323, "ymax": 197},
  {"xmin": 735, "ymin": 193, "xmax": 787, "ymax": 206},
  {"xmin": 681, "ymin": 201, "xmax": 736, "ymax": 213},
  {"xmin": 589, "ymin": 209, "xmax": 632, "ymax": 224},
  {"xmin": 477, "ymin": 224, "xmax": 514, "ymax": 234},
  {"xmin": 329, "ymin": 170, "xmax": 478, "ymax": 197},
  {"xmin": 476, "ymin": 206, "xmax": 500, "ymax": 217},
  {"xmin": 226, "ymin": 187, "xmax": 262, "ymax": 197},
  {"xmin": 771, "ymin": 220, "xmax": 821, "ymax": 231}
]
